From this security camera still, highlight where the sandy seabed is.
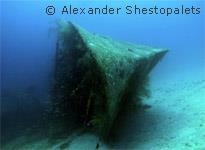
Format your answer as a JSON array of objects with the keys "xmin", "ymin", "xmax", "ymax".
[
  {"xmin": 111, "ymin": 71, "xmax": 205, "ymax": 150},
  {"xmin": 2, "ymin": 71, "xmax": 205, "ymax": 150}
]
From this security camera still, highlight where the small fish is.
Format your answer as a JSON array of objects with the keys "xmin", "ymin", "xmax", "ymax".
[
  {"xmin": 96, "ymin": 143, "xmax": 99, "ymax": 150},
  {"xmin": 142, "ymin": 104, "xmax": 152, "ymax": 110},
  {"xmin": 128, "ymin": 48, "xmax": 134, "ymax": 52}
]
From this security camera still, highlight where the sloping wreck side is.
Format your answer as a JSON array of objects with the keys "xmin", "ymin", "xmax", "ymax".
[
  {"xmin": 51, "ymin": 21, "xmax": 168, "ymax": 137},
  {"xmin": 52, "ymin": 22, "xmax": 107, "ymax": 128}
]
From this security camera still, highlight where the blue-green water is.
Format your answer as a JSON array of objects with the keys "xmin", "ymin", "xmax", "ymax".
[{"xmin": 1, "ymin": 1, "xmax": 205, "ymax": 149}]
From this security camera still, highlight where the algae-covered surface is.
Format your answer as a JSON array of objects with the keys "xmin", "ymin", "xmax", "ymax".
[{"xmin": 51, "ymin": 21, "xmax": 168, "ymax": 137}]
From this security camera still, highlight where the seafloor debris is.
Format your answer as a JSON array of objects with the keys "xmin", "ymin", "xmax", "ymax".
[{"xmin": 51, "ymin": 21, "xmax": 168, "ymax": 138}]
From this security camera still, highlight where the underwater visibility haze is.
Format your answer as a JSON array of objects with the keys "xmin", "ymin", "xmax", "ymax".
[{"xmin": 1, "ymin": 1, "xmax": 205, "ymax": 150}]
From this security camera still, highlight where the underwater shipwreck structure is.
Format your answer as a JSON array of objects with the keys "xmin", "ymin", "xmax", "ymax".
[{"xmin": 51, "ymin": 21, "xmax": 168, "ymax": 138}]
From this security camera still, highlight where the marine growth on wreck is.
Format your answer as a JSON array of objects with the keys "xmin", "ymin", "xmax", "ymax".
[{"xmin": 50, "ymin": 21, "xmax": 168, "ymax": 138}]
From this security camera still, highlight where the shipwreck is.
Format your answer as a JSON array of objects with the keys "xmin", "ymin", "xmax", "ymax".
[{"xmin": 51, "ymin": 21, "xmax": 168, "ymax": 138}]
